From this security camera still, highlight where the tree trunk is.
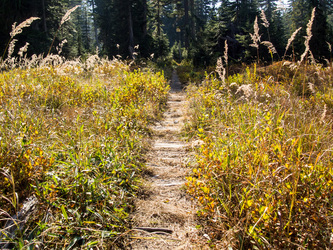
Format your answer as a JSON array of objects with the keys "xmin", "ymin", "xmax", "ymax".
[
  {"xmin": 157, "ymin": 0, "xmax": 161, "ymax": 38},
  {"xmin": 189, "ymin": 0, "xmax": 195, "ymax": 40},
  {"xmin": 128, "ymin": 0, "xmax": 135, "ymax": 58},
  {"xmin": 143, "ymin": 0, "xmax": 147, "ymax": 37},
  {"xmin": 184, "ymin": 0, "xmax": 189, "ymax": 49},
  {"xmin": 91, "ymin": 0, "xmax": 99, "ymax": 49},
  {"xmin": 42, "ymin": 0, "xmax": 47, "ymax": 32}
]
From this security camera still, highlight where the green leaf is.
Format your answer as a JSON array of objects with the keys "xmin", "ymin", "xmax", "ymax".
[
  {"xmin": 87, "ymin": 241, "xmax": 99, "ymax": 246},
  {"xmin": 61, "ymin": 205, "xmax": 68, "ymax": 221}
]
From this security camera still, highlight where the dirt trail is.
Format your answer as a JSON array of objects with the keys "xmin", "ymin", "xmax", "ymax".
[{"xmin": 129, "ymin": 71, "xmax": 200, "ymax": 249}]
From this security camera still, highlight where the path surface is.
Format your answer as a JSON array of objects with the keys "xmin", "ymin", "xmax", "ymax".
[{"xmin": 129, "ymin": 71, "xmax": 200, "ymax": 249}]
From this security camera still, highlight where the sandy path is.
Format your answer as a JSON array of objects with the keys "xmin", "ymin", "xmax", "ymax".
[{"xmin": 129, "ymin": 71, "xmax": 199, "ymax": 249}]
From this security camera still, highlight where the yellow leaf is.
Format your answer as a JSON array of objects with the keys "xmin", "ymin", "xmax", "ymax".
[{"xmin": 247, "ymin": 200, "xmax": 253, "ymax": 207}]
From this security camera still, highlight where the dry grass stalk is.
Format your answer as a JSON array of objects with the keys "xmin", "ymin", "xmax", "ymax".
[
  {"xmin": 216, "ymin": 41, "xmax": 228, "ymax": 84},
  {"xmin": 18, "ymin": 42, "xmax": 30, "ymax": 58},
  {"xmin": 260, "ymin": 10, "xmax": 269, "ymax": 28},
  {"xmin": 321, "ymin": 104, "xmax": 327, "ymax": 122},
  {"xmin": 216, "ymin": 57, "xmax": 226, "ymax": 84},
  {"xmin": 284, "ymin": 27, "xmax": 302, "ymax": 59},
  {"xmin": 1, "ymin": 17, "xmax": 39, "ymax": 62},
  {"xmin": 224, "ymin": 40, "xmax": 228, "ymax": 78},
  {"xmin": 224, "ymin": 40, "xmax": 228, "ymax": 67},
  {"xmin": 48, "ymin": 5, "xmax": 80, "ymax": 56},
  {"xmin": 250, "ymin": 16, "xmax": 261, "ymax": 64},
  {"xmin": 261, "ymin": 41, "xmax": 277, "ymax": 54},
  {"xmin": 216, "ymin": 41, "xmax": 229, "ymax": 84},
  {"xmin": 60, "ymin": 5, "xmax": 80, "ymax": 26},
  {"xmin": 250, "ymin": 17, "xmax": 261, "ymax": 49},
  {"xmin": 10, "ymin": 17, "xmax": 40, "ymax": 38},
  {"xmin": 299, "ymin": 8, "xmax": 316, "ymax": 64},
  {"xmin": 7, "ymin": 39, "xmax": 18, "ymax": 59}
]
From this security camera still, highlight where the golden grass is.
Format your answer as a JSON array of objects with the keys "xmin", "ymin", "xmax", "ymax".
[
  {"xmin": 184, "ymin": 62, "xmax": 333, "ymax": 248},
  {"xmin": 0, "ymin": 56, "xmax": 169, "ymax": 248}
]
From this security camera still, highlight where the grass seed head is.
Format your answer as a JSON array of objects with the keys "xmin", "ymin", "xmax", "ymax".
[
  {"xmin": 224, "ymin": 40, "xmax": 228, "ymax": 66},
  {"xmin": 236, "ymin": 84, "xmax": 253, "ymax": 98},
  {"xmin": 56, "ymin": 39, "xmax": 67, "ymax": 55},
  {"xmin": 18, "ymin": 42, "xmax": 30, "ymax": 58},
  {"xmin": 261, "ymin": 41, "xmax": 277, "ymax": 54},
  {"xmin": 216, "ymin": 57, "xmax": 226, "ymax": 84},
  {"xmin": 327, "ymin": 42, "xmax": 332, "ymax": 53},
  {"xmin": 285, "ymin": 27, "xmax": 302, "ymax": 56},
  {"xmin": 10, "ymin": 17, "xmax": 40, "ymax": 38},
  {"xmin": 299, "ymin": 8, "xmax": 316, "ymax": 64},
  {"xmin": 307, "ymin": 82, "xmax": 315, "ymax": 94},
  {"xmin": 60, "ymin": 5, "xmax": 80, "ymax": 26},
  {"xmin": 260, "ymin": 10, "xmax": 270, "ymax": 28},
  {"xmin": 7, "ymin": 39, "xmax": 18, "ymax": 58},
  {"xmin": 250, "ymin": 17, "xmax": 261, "ymax": 48}
]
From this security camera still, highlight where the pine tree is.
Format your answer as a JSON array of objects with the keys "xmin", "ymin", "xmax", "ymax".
[
  {"xmin": 258, "ymin": 0, "xmax": 285, "ymax": 60},
  {"xmin": 149, "ymin": 0, "xmax": 170, "ymax": 58},
  {"xmin": 213, "ymin": 0, "xmax": 258, "ymax": 62},
  {"xmin": 95, "ymin": 0, "xmax": 150, "ymax": 58},
  {"xmin": 289, "ymin": 0, "xmax": 331, "ymax": 61},
  {"xmin": 0, "ymin": 0, "xmax": 82, "ymax": 57}
]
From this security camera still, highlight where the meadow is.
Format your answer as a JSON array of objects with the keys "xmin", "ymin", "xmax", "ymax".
[
  {"xmin": 1, "ymin": 7, "xmax": 333, "ymax": 249},
  {"xmin": 180, "ymin": 9, "xmax": 333, "ymax": 248},
  {"xmin": 0, "ymin": 54, "xmax": 169, "ymax": 248},
  {"xmin": 183, "ymin": 49, "xmax": 333, "ymax": 249}
]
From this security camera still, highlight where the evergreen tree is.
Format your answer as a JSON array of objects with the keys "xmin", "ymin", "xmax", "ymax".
[
  {"xmin": 258, "ymin": 0, "xmax": 285, "ymax": 60},
  {"xmin": 95, "ymin": 0, "xmax": 150, "ymax": 58},
  {"xmin": 214, "ymin": 0, "xmax": 258, "ymax": 62},
  {"xmin": 309, "ymin": 0, "xmax": 331, "ymax": 60},
  {"xmin": 289, "ymin": 0, "xmax": 332, "ymax": 61},
  {"xmin": 0, "ymin": 0, "xmax": 85, "ymax": 58},
  {"xmin": 149, "ymin": 0, "xmax": 170, "ymax": 58}
]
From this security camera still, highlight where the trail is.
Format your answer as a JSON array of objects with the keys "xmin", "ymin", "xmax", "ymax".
[{"xmin": 129, "ymin": 70, "xmax": 199, "ymax": 249}]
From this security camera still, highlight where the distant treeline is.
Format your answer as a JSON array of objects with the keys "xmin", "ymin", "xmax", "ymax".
[{"xmin": 1, "ymin": 0, "xmax": 332, "ymax": 65}]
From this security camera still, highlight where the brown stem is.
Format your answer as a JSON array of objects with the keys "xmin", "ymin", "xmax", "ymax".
[{"xmin": 48, "ymin": 28, "xmax": 60, "ymax": 56}]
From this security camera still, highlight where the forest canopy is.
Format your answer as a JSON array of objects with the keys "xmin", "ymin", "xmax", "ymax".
[{"xmin": 1, "ymin": 0, "xmax": 333, "ymax": 65}]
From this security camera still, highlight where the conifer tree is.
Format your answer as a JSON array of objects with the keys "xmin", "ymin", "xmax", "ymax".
[{"xmin": 288, "ymin": 0, "xmax": 331, "ymax": 61}]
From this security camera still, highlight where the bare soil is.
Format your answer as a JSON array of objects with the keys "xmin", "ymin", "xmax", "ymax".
[{"xmin": 128, "ymin": 71, "xmax": 204, "ymax": 249}]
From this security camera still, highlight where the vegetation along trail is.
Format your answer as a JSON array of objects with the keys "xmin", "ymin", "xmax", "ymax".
[{"xmin": 129, "ymin": 71, "xmax": 200, "ymax": 249}]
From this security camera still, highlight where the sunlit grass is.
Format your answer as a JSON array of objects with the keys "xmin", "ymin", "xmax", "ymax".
[
  {"xmin": 184, "ymin": 62, "xmax": 333, "ymax": 248},
  {"xmin": 0, "ymin": 57, "xmax": 169, "ymax": 248}
]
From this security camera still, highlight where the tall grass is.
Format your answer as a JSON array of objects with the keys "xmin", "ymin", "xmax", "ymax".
[
  {"xmin": 48, "ymin": 5, "xmax": 80, "ymax": 55},
  {"xmin": 184, "ymin": 8, "xmax": 333, "ymax": 248},
  {"xmin": 185, "ymin": 63, "xmax": 333, "ymax": 248},
  {"xmin": 0, "ymin": 55, "xmax": 169, "ymax": 248},
  {"xmin": 0, "ymin": 13, "xmax": 169, "ymax": 247}
]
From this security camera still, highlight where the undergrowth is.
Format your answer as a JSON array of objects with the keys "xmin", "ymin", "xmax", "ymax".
[
  {"xmin": 175, "ymin": 60, "xmax": 212, "ymax": 84},
  {"xmin": 0, "ymin": 57, "xmax": 169, "ymax": 248},
  {"xmin": 185, "ymin": 62, "xmax": 333, "ymax": 248}
]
